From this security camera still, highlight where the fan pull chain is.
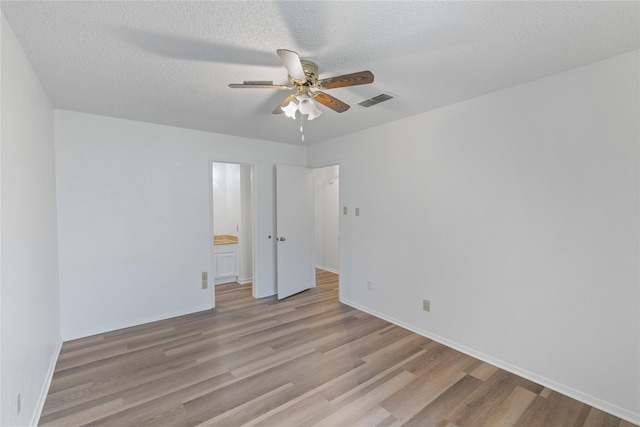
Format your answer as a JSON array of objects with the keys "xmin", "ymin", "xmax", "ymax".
[{"xmin": 300, "ymin": 114, "xmax": 305, "ymax": 141}]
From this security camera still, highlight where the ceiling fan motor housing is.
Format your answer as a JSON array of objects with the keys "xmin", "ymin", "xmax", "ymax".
[{"xmin": 290, "ymin": 60, "xmax": 319, "ymax": 86}]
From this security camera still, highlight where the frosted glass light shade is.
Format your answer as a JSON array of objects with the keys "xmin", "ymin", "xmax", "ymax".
[
  {"xmin": 282, "ymin": 101, "xmax": 298, "ymax": 119},
  {"xmin": 281, "ymin": 94, "xmax": 323, "ymax": 121},
  {"xmin": 307, "ymin": 105, "xmax": 322, "ymax": 120},
  {"xmin": 297, "ymin": 95, "xmax": 314, "ymax": 115}
]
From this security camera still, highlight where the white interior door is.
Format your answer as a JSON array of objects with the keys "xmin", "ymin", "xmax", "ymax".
[{"xmin": 276, "ymin": 164, "xmax": 315, "ymax": 299}]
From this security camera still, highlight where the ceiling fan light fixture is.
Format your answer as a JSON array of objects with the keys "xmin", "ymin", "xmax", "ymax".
[
  {"xmin": 307, "ymin": 105, "xmax": 322, "ymax": 121},
  {"xmin": 296, "ymin": 94, "xmax": 314, "ymax": 115},
  {"xmin": 282, "ymin": 101, "xmax": 298, "ymax": 119},
  {"xmin": 281, "ymin": 94, "xmax": 323, "ymax": 121}
]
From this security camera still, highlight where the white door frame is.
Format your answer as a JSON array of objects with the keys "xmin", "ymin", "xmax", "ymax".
[
  {"xmin": 311, "ymin": 163, "xmax": 341, "ymax": 296},
  {"xmin": 209, "ymin": 159, "xmax": 257, "ymax": 307}
]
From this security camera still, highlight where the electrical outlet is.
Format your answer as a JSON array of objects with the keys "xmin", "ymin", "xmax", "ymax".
[
  {"xmin": 202, "ymin": 272, "xmax": 208, "ymax": 289},
  {"xmin": 367, "ymin": 281, "xmax": 373, "ymax": 290},
  {"xmin": 16, "ymin": 393, "xmax": 21, "ymax": 415},
  {"xmin": 422, "ymin": 299, "xmax": 431, "ymax": 312}
]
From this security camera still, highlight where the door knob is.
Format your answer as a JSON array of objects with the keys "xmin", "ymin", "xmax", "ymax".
[{"xmin": 278, "ymin": 236, "xmax": 286, "ymax": 241}]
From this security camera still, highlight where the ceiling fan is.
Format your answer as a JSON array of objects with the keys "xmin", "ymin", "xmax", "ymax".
[{"xmin": 228, "ymin": 49, "xmax": 374, "ymax": 121}]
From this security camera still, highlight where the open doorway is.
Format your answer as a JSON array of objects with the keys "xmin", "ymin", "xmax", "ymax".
[
  {"xmin": 211, "ymin": 162, "xmax": 254, "ymax": 297},
  {"xmin": 314, "ymin": 165, "xmax": 340, "ymax": 275}
]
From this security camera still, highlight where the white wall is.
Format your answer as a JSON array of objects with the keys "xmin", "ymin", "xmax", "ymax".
[
  {"xmin": 212, "ymin": 162, "xmax": 230, "ymax": 235},
  {"xmin": 212, "ymin": 162, "xmax": 241, "ymax": 236},
  {"xmin": 308, "ymin": 50, "xmax": 640, "ymax": 423},
  {"xmin": 225, "ymin": 164, "xmax": 241, "ymax": 235},
  {"xmin": 1, "ymin": 13, "xmax": 61, "ymax": 427},
  {"xmin": 239, "ymin": 164, "xmax": 253, "ymax": 283},
  {"xmin": 55, "ymin": 110, "xmax": 305, "ymax": 340},
  {"xmin": 314, "ymin": 166, "xmax": 339, "ymax": 272}
]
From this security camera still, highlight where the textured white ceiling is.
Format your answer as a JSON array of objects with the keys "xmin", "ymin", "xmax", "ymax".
[{"xmin": 2, "ymin": 1, "xmax": 639, "ymax": 146}]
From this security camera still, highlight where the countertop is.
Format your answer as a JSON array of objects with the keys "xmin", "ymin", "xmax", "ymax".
[{"xmin": 214, "ymin": 234, "xmax": 238, "ymax": 245}]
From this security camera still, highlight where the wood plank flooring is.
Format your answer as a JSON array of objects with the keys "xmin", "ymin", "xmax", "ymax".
[{"xmin": 40, "ymin": 270, "xmax": 637, "ymax": 426}]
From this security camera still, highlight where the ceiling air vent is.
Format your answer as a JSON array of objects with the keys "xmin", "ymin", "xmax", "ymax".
[{"xmin": 359, "ymin": 93, "xmax": 394, "ymax": 108}]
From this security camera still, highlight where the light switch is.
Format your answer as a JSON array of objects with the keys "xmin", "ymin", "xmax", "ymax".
[
  {"xmin": 355, "ymin": 207, "xmax": 360, "ymax": 216},
  {"xmin": 343, "ymin": 206, "xmax": 348, "ymax": 215}
]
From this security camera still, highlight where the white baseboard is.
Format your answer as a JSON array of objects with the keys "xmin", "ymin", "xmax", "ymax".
[
  {"xmin": 339, "ymin": 297, "xmax": 639, "ymax": 425},
  {"xmin": 62, "ymin": 303, "xmax": 213, "ymax": 341},
  {"xmin": 31, "ymin": 338, "xmax": 63, "ymax": 426},
  {"xmin": 215, "ymin": 276, "xmax": 237, "ymax": 285},
  {"xmin": 315, "ymin": 265, "xmax": 339, "ymax": 274},
  {"xmin": 237, "ymin": 278, "xmax": 252, "ymax": 285}
]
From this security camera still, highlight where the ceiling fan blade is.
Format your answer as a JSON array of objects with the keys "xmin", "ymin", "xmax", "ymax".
[
  {"xmin": 272, "ymin": 94, "xmax": 298, "ymax": 114},
  {"xmin": 318, "ymin": 70, "xmax": 374, "ymax": 89},
  {"xmin": 276, "ymin": 49, "xmax": 307, "ymax": 82},
  {"xmin": 229, "ymin": 83, "xmax": 292, "ymax": 90},
  {"xmin": 312, "ymin": 91, "xmax": 350, "ymax": 113}
]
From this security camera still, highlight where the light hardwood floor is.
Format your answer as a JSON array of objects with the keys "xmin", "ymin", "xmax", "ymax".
[{"xmin": 40, "ymin": 270, "xmax": 637, "ymax": 427}]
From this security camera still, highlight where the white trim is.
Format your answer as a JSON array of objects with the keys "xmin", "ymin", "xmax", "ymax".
[
  {"xmin": 209, "ymin": 158, "xmax": 258, "ymax": 301},
  {"xmin": 31, "ymin": 338, "xmax": 63, "ymax": 426},
  {"xmin": 207, "ymin": 158, "xmax": 215, "ymax": 307},
  {"xmin": 315, "ymin": 265, "xmax": 339, "ymax": 274},
  {"xmin": 61, "ymin": 304, "xmax": 213, "ymax": 341},
  {"xmin": 237, "ymin": 278, "xmax": 253, "ymax": 285},
  {"xmin": 339, "ymin": 297, "xmax": 640, "ymax": 425},
  {"xmin": 310, "ymin": 163, "xmax": 341, "ymax": 301}
]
